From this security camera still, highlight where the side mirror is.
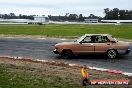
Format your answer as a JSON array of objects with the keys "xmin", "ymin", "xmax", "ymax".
[
  {"xmin": 111, "ymin": 41, "xmax": 116, "ymax": 43},
  {"xmin": 79, "ymin": 41, "xmax": 82, "ymax": 44}
]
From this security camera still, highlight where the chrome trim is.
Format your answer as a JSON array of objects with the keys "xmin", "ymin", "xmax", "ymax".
[{"xmin": 53, "ymin": 49, "xmax": 59, "ymax": 54}]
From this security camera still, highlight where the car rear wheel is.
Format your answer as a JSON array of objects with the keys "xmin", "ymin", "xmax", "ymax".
[
  {"xmin": 61, "ymin": 50, "xmax": 72, "ymax": 59},
  {"xmin": 107, "ymin": 49, "xmax": 117, "ymax": 59}
]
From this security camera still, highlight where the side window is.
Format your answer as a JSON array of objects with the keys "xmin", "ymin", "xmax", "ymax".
[
  {"xmin": 81, "ymin": 36, "xmax": 110, "ymax": 43},
  {"xmin": 82, "ymin": 36, "xmax": 91, "ymax": 43},
  {"xmin": 97, "ymin": 36, "xmax": 110, "ymax": 43},
  {"xmin": 82, "ymin": 36, "xmax": 97, "ymax": 43}
]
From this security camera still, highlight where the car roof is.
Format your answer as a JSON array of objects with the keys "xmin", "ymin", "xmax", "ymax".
[{"xmin": 84, "ymin": 34, "xmax": 111, "ymax": 36}]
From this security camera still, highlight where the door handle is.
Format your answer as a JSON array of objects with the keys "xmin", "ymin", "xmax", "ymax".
[
  {"xmin": 91, "ymin": 44, "xmax": 93, "ymax": 45},
  {"xmin": 107, "ymin": 44, "xmax": 110, "ymax": 45}
]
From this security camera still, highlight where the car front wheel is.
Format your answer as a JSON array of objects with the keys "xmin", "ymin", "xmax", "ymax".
[
  {"xmin": 107, "ymin": 49, "xmax": 117, "ymax": 59},
  {"xmin": 61, "ymin": 50, "xmax": 72, "ymax": 59}
]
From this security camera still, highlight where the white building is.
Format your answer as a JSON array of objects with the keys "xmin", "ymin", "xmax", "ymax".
[
  {"xmin": 33, "ymin": 16, "xmax": 46, "ymax": 23},
  {"xmin": 0, "ymin": 16, "xmax": 49, "ymax": 24},
  {"xmin": 28, "ymin": 16, "xmax": 49, "ymax": 24},
  {"xmin": 0, "ymin": 18, "xmax": 31, "ymax": 23},
  {"xmin": 84, "ymin": 19, "xmax": 98, "ymax": 23},
  {"xmin": 101, "ymin": 20, "xmax": 132, "ymax": 23}
]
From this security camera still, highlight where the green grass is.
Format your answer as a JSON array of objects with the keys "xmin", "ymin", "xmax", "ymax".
[
  {"xmin": 0, "ymin": 24, "xmax": 132, "ymax": 39},
  {"xmin": 0, "ymin": 64, "xmax": 78, "ymax": 88},
  {"xmin": 0, "ymin": 64, "xmax": 129, "ymax": 88},
  {"xmin": 0, "ymin": 57, "xmax": 131, "ymax": 88}
]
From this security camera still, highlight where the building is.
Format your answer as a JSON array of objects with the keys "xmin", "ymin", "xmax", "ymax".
[
  {"xmin": 0, "ymin": 18, "xmax": 31, "ymax": 23},
  {"xmin": 33, "ymin": 16, "xmax": 46, "ymax": 23},
  {"xmin": 29, "ymin": 16, "xmax": 49, "ymax": 24},
  {"xmin": 84, "ymin": 19, "xmax": 98, "ymax": 23},
  {"xmin": 0, "ymin": 16, "xmax": 49, "ymax": 24},
  {"xmin": 101, "ymin": 20, "xmax": 132, "ymax": 23}
]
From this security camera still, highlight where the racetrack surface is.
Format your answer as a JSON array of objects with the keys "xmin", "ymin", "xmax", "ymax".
[{"xmin": 0, "ymin": 38, "xmax": 131, "ymax": 73}]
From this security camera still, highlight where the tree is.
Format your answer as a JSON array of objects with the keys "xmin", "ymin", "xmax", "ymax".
[
  {"xmin": 113, "ymin": 8, "xmax": 119, "ymax": 20},
  {"xmin": 104, "ymin": 8, "xmax": 109, "ymax": 19},
  {"xmin": 68, "ymin": 14, "xmax": 78, "ymax": 21},
  {"xmin": 65, "ymin": 13, "xmax": 69, "ymax": 17},
  {"xmin": 104, "ymin": 8, "xmax": 132, "ymax": 20},
  {"xmin": 104, "ymin": 8, "xmax": 109, "ymax": 14},
  {"xmin": 78, "ymin": 14, "xmax": 84, "ymax": 21},
  {"xmin": 9, "ymin": 13, "xmax": 15, "ymax": 16},
  {"xmin": 3, "ymin": 14, "xmax": 8, "ymax": 19},
  {"xmin": 119, "ymin": 10, "xmax": 126, "ymax": 20}
]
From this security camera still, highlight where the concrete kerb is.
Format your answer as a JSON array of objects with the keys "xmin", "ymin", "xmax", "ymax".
[{"xmin": 0, "ymin": 56, "xmax": 132, "ymax": 77}]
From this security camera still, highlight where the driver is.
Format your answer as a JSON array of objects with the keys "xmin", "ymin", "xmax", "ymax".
[{"xmin": 90, "ymin": 36, "xmax": 96, "ymax": 42}]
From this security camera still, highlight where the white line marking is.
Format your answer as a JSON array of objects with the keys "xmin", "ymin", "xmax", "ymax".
[{"xmin": 60, "ymin": 39, "xmax": 67, "ymax": 40}]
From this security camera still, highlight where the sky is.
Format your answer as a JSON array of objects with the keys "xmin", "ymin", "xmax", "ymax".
[{"xmin": 0, "ymin": 0, "xmax": 132, "ymax": 17}]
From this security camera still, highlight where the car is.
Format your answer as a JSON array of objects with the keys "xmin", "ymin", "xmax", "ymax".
[{"xmin": 53, "ymin": 34, "xmax": 130, "ymax": 59}]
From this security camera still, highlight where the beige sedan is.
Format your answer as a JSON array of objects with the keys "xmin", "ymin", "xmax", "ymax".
[{"xmin": 53, "ymin": 34, "xmax": 130, "ymax": 59}]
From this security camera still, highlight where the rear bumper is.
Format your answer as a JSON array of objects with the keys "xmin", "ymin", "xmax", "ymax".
[{"xmin": 53, "ymin": 49, "xmax": 59, "ymax": 54}]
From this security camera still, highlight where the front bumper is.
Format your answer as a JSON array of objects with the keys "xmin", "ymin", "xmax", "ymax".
[
  {"xmin": 126, "ymin": 49, "xmax": 130, "ymax": 54},
  {"xmin": 53, "ymin": 49, "xmax": 59, "ymax": 54},
  {"xmin": 118, "ymin": 49, "xmax": 130, "ymax": 55}
]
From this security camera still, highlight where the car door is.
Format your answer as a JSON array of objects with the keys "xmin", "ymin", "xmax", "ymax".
[
  {"xmin": 94, "ymin": 43, "xmax": 112, "ymax": 54},
  {"xmin": 94, "ymin": 36, "xmax": 112, "ymax": 54},
  {"xmin": 75, "ymin": 36, "xmax": 94, "ymax": 54}
]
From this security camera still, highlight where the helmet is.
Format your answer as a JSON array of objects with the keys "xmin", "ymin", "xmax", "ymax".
[{"xmin": 83, "ymin": 65, "xmax": 88, "ymax": 69}]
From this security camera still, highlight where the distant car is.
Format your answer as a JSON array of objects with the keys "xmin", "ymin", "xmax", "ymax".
[{"xmin": 53, "ymin": 34, "xmax": 130, "ymax": 59}]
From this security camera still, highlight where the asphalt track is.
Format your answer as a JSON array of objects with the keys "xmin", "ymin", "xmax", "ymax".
[{"xmin": 0, "ymin": 38, "xmax": 131, "ymax": 73}]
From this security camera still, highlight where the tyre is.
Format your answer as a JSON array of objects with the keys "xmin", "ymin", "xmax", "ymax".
[
  {"xmin": 61, "ymin": 50, "xmax": 72, "ymax": 59},
  {"xmin": 107, "ymin": 49, "xmax": 117, "ymax": 59}
]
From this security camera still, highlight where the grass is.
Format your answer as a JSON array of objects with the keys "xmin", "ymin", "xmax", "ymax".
[
  {"xmin": 0, "ymin": 24, "xmax": 132, "ymax": 39},
  {"xmin": 0, "ymin": 57, "xmax": 131, "ymax": 88}
]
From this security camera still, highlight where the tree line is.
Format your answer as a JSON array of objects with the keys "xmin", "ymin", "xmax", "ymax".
[
  {"xmin": 0, "ymin": 8, "xmax": 132, "ymax": 21},
  {"xmin": 49, "ymin": 8, "xmax": 132, "ymax": 21},
  {"xmin": 0, "ymin": 13, "xmax": 34, "ymax": 20},
  {"xmin": 104, "ymin": 8, "xmax": 132, "ymax": 20},
  {"xmin": 48, "ymin": 13, "xmax": 102, "ymax": 22}
]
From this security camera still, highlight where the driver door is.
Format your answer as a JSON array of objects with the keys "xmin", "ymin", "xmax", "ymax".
[{"xmin": 75, "ymin": 36, "xmax": 94, "ymax": 54}]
